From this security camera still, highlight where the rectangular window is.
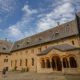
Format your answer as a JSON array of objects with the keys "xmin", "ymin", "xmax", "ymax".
[
  {"xmin": 32, "ymin": 58, "xmax": 34, "ymax": 66},
  {"xmin": 20, "ymin": 59, "xmax": 22, "ymax": 66},
  {"xmin": 11, "ymin": 60, "xmax": 12, "ymax": 67},
  {"xmin": 4, "ymin": 59, "xmax": 8, "ymax": 62},
  {"xmin": 25, "ymin": 59, "xmax": 27, "ymax": 66}
]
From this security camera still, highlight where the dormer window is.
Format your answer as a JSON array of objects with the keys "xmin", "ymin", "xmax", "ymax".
[
  {"xmin": 26, "ymin": 41, "xmax": 30, "ymax": 44},
  {"xmin": 17, "ymin": 44, "xmax": 20, "ymax": 48},
  {"xmin": 3, "ymin": 47, "xmax": 6, "ymax": 50},
  {"xmin": 66, "ymin": 24, "xmax": 69, "ymax": 26},
  {"xmin": 66, "ymin": 24, "xmax": 70, "ymax": 33},
  {"xmin": 38, "ymin": 37, "xmax": 42, "ymax": 40},
  {"xmin": 55, "ymin": 32, "xmax": 59, "ymax": 37}
]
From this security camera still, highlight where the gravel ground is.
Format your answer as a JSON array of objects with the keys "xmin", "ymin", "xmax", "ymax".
[{"xmin": 0, "ymin": 71, "xmax": 80, "ymax": 80}]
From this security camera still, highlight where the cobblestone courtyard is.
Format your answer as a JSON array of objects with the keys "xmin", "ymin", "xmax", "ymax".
[{"xmin": 0, "ymin": 71, "xmax": 80, "ymax": 80}]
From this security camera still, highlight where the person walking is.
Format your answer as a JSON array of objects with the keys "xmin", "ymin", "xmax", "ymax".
[{"xmin": 2, "ymin": 67, "xmax": 7, "ymax": 79}]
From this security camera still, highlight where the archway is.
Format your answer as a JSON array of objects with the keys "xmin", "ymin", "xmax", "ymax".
[
  {"xmin": 52, "ymin": 58, "xmax": 56, "ymax": 70},
  {"xmin": 41, "ymin": 60, "xmax": 45, "ymax": 68},
  {"xmin": 63, "ymin": 57, "xmax": 69, "ymax": 68},
  {"xmin": 69, "ymin": 57, "xmax": 77, "ymax": 68},
  {"xmin": 52, "ymin": 55, "xmax": 62, "ymax": 71},
  {"xmin": 46, "ymin": 59, "xmax": 51, "ymax": 68},
  {"xmin": 56, "ymin": 56, "xmax": 62, "ymax": 71}
]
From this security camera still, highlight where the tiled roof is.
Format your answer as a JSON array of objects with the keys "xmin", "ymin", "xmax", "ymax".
[
  {"xmin": 77, "ymin": 12, "xmax": 80, "ymax": 17},
  {"xmin": 37, "ymin": 43, "xmax": 80, "ymax": 56},
  {"xmin": 11, "ymin": 20, "xmax": 79, "ymax": 51},
  {"xmin": 0, "ymin": 40, "xmax": 13, "ymax": 54},
  {"xmin": 53, "ymin": 43, "xmax": 79, "ymax": 51},
  {"xmin": 0, "ymin": 12, "xmax": 80, "ymax": 53}
]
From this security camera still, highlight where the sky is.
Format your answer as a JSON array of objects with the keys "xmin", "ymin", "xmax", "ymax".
[{"xmin": 0, "ymin": 0, "xmax": 80, "ymax": 41}]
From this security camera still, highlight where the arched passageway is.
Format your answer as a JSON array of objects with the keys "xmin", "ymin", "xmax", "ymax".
[
  {"xmin": 41, "ymin": 60, "xmax": 45, "ymax": 68},
  {"xmin": 69, "ymin": 57, "xmax": 77, "ymax": 68},
  {"xmin": 52, "ymin": 58, "xmax": 56, "ymax": 69},
  {"xmin": 56, "ymin": 56, "xmax": 62, "ymax": 71},
  {"xmin": 52, "ymin": 56, "xmax": 62, "ymax": 71},
  {"xmin": 40, "ymin": 55, "xmax": 78, "ymax": 72},
  {"xmin": 46, "ymin": 59, "xmax": 51, "ymax": 68},
  {"xmin": 63, "ymin": 57, "xmax": 69, "ymax": 68}
]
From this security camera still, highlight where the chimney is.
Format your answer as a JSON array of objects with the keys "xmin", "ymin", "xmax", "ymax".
[
  {"xmin": 5, "ymin": 38, "xmax": 7, "ymax": 41},
  {"xmin": 57, "ymin": 22, "xmax": 60, "ymax": 27}
]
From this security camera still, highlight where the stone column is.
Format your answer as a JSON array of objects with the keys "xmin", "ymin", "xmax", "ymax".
[
  {"xmin": 50, "ymin": 58, "xmax": 52, "ymax": 68},
  {"xmin": 44, "ymin": 59, "xmax": 47, "ymax": 68},
  {"xmin": 54, "ymin": 58, "xmax": 57, "ymax": 71},
  {"xmin": 67, "ymin": 57, "xmax": 70, "ymax": 68},
  {"xmin": 61, "ymin": 57, "xmax": 64, "ymax": 73}
]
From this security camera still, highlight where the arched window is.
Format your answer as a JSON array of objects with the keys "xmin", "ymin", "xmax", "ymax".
[
  {"xmin": 69, "ymin": 57, "xmax": 77, "ymax": 68},
  {"xmin": 41, "ymin": 60, "xmax": 45, "ymax": 68},
  {"xmin": 46, "ymin": 59, "xmax": 51, "ymax": 68},
  {"xmin": 63, "ymin": 58, "xmax": 69, "ymax": 68},
  {"xmin": 32, "ymin": 58, "xmax": 34, "ymax": 66}
]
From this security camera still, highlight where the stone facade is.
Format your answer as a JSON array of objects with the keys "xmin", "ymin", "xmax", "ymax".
[{"xmin": 0, "ymin": 12, "xmax": 80, "ymax": 74}]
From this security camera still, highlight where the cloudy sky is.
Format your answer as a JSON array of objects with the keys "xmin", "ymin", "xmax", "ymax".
[{"xmin": 0, "ymin": 0, "xmax": 80, "ymax": 41}]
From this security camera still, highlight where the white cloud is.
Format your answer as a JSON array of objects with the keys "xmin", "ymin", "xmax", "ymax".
[
  {"xmin": 0, "ymin": 0, "xmax": 20, "ymax": 23},
  {"xmin": 0, "ymin": 0, "xmax": 17, "ymax": 13},
  {"xmin": 0, "ymin": 0, "xmax": 80, "ymax": 41},
  {"xmin": 7, "ymin": 26, "xmax": 23, "ymax": 39},
  {"xmin": 5, "ymin": 4, "xmax": 38, "ymax": 40},
  {"xmin": 37, "ymin": 1, "xmax": 75, "ymax": 32},
  {"xmin": 22, "ymin": 5, "xmax": 37, "ymax": 15}
]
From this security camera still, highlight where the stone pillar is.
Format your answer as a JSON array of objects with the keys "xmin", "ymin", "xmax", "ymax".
[
  {"xmin": 61, "ymin": 57, "xmax": 64, "ymax": 71},
  {"xmin": 54, "ymin": 58, "xmax": 57, "ymax": 71},
  {"xmin": 45, "ymin": 59, "xmax": 47, "ymax": 68},
  {"xmin": 76, "ymin": 53, "xmax": 80, "ymax": 73},
  {"xmin": 67, "ymin": 57, "xmax": 70, "ymax": 68},
  {"xmin": 50, "ymin": 58, "xmax": 52, "ymax": 68}
]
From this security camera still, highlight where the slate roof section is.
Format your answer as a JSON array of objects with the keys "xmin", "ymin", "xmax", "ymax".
[
  {"xmin": 37, "ymin": 46, "xmax": 54, "ymax": 56},
  {"xmin": 0, "ymin": 12, "xmax": 80, "ymax": 53},
  {"xmin": 0, "ymin": 40, "xmax": 13, "ymax": 54},
  {"xmin": 53, "ymin": 43, "xmax": 80, "ymax": 51},
  {"xmin": 77, "ymin": 12, "xmax": 80, "ymax": 17},
  {"xmin": 11, "ymin": 20, "xmax": 79, "ymax": 51},
  {"xmin": 37, "ymin": 43, "xmax": 80, "ymax": 56}
]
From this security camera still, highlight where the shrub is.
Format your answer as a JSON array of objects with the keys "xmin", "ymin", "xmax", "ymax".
[
  {"xmin": 21, "ymin": 67, "xmax": 29, "ymax": 72},
  {"xmin": 13, "ymin": 66, "xmax": 17, "ymax": 71},
  {"xmin": 25, "ymin": 67, "xmax": 29, "ymax": 72}
]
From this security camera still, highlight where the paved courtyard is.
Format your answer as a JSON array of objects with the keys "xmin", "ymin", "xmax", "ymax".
[{"xmin": 0, "ymin": 71, "xmax": 80, "ymax": 80}]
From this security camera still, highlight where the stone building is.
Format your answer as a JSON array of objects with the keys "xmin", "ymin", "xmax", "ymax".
[{"xmin": 0, "ymin": 12, "xmax": 80, "ymax": 74}]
